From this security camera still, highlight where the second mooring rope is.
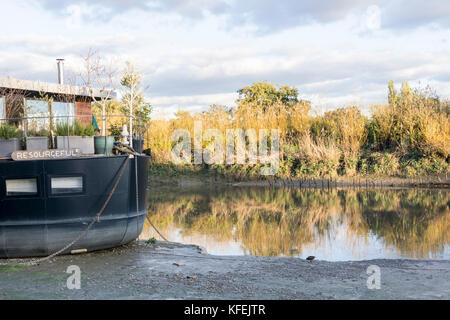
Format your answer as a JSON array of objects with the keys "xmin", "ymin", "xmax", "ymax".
[{"xmin": 145, "ymin": 214, "xmax": 169, "ymax": 242}]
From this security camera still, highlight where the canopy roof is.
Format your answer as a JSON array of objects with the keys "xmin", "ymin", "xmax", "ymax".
[{"xmin": 0, "ymin": 77, "xmax": 116, "ymax": 100}]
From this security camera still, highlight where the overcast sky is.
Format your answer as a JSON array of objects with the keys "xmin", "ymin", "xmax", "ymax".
[{"xmin": 1, "ymin": 0, "xmax": 449, "ymax": 118}]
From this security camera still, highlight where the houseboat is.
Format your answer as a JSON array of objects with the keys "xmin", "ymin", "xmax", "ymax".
[{"xmin": 0, "ymin": 61, "xmax": 149, "ymax": 258}]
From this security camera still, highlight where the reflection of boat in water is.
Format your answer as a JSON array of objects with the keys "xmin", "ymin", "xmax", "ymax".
[
  {"xmin": 0, "ymin": 155, "xmax": 149, "ymax": 258},
  {"xmin": 0, "ymin": 62, "xmax": 149, "ymax": 258}
]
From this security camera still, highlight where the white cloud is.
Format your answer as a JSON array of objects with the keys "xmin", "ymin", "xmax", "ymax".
[
  {"xmin": 65, "ymin": 4, "xmax": 112, "ymax": 29},
  {"xmin": 362, "ymin": 5, "xmax": 381, "ymax": 31},
  {"xmin": 66, "ymin": 4, "xmax": 84, "ymax": 29},
  {"xmin": 1, "ymin": 1, "xmax": 449, "ymax": 120},
  {"xmin": 26, "ymin": 0, "xmax": 450, "ymax": 33}
]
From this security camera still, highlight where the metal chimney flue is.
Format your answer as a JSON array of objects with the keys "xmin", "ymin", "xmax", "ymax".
[{"xmin": 57, "ymin": 58, "xmax": 64, "ymax": 85}]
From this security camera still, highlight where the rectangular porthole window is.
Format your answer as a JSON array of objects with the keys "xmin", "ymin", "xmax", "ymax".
[
  {"xmin": 0, "ymin": 96, "xmax": 4, "ymax": 121},
  {"xmin": 51, "ymin": 176, "xmax": 83, "ymax": 195},
  {"xmin": 6, "ymin": 178, "xmax": 38, "ymax": 196}
]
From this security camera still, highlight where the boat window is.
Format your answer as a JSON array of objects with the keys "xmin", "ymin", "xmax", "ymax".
[
  {"xmin": 51, "ymin": 176, "xmax": 83, "ymax": 195},
  {"xmin": 53, "ymin": 102, "xmax": 76, "ymax": 126},
  {"xmin": 25, "ymin": 99, "xmax": 51, "ymax": 132},
  {"xmin": 25, "ymin": 99, "xmax": 76, "ymax": 131},
  {"xmin": 5, "ymin": 178, "xmax": 38, "ymax": 196}
]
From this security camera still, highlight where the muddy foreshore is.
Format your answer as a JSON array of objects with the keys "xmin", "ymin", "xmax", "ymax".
[
  {"xmin": 0, "ymin": 241, "xmax": 448, "ymax": 300},
  {"xmin": 148, "ymin": 172, "xmax": 450, "ymax": 189}
]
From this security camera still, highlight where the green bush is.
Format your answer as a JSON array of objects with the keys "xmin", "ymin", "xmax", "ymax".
[
  {"xmin": 399, "ymin": 156, "xmax": 449, "ymax": 177},
  {"xmin": 357, "ymin": 152, "xmax": 400, "ymax": 176},
  {"xmin": 0, "ymin": 123, "xmax": 22, "ymax": 139},
  {"xmin": 109, "ymin": 123, "xmax": 124, "ymax": 141},
  {"xmin": 27, "ymin": 128, "xmax": 50, "ymax": 137}
]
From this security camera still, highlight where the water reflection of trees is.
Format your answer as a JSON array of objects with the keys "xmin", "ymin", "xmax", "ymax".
[{"xmin": 145, "ymin": 188, "xmax": 449, "ymax": 258}]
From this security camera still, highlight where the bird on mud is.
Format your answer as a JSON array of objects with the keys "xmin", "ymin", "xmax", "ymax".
[{"xmin": 306, "ymin": 256, "xmax": 315, "ymax": 262}]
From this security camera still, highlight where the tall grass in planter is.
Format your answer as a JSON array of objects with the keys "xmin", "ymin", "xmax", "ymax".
[
  {"xmin": 55, "ymin": 121, "xmax": 95, "ymax": 154},
  {"xmin": 0, "ymin": 123, "xmax": 22, "ymax": 157}
]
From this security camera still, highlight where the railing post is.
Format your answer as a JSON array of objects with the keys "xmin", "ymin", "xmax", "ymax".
[
  {"xmin": 67, "ymin": 114, "xmax": 70, "ymax": 150},
  {"xmin": 24, "ymin": 118, "xmax": 28, "ymax": 138},
  {"xmin": 129, "ymin": 114, "xmax": 133, "ymax": 149}
]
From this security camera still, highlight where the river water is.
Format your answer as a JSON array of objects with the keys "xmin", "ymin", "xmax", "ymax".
[{"xmin": 142, "ymin": 186, "xmax": 449, "ymax": 261}]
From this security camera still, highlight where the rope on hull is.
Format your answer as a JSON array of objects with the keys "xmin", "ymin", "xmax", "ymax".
[{"xmin": 21, "ymin": 156, "xmax": 131, "ymax": 265}]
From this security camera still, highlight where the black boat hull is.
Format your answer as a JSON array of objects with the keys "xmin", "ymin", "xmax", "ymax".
[{"xmin": 0, "ymin": 155, "xmax": 149, "ymax": 258}]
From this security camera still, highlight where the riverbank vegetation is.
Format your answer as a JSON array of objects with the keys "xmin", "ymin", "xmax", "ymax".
[{"xmin": 147, "ymin": 81, "xmax": 449, "ymax": 179}]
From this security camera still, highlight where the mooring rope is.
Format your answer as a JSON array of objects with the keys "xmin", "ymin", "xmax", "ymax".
[
  {"xmin": 145, "ymin": 214, "xmax": 169, "ymax": 242},
  {"xmin": 135, "ymin": 155, "xmax": 140, "ymax": 238},
  {"xmin": 0, "ymin": 152, "xmax": 170, "ymax": 266},
  {"xmin": 20, "ymin": 156, "xmax": 131, "ymax": 266}
]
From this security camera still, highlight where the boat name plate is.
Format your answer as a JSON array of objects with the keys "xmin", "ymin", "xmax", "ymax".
[{"xmin": 12, "ymin": 148, "xmax": 82, "ymax": 161}]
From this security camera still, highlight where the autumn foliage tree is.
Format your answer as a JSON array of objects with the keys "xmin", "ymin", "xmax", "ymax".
[{"xmin": 235, "ymin": 82, "xmax": 311, "ymax": 142}]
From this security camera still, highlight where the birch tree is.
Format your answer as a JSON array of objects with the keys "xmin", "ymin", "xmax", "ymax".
[
  {"xmin": 120, "ymin": 61, "xmax": 151, "ymax": 147},
  {"xmin": 80, "ymin": 48, "xmax": 118, "ymax": 136}
]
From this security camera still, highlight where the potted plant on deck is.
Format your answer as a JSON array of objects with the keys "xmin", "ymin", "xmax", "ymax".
[
  {"xmin": 55, "ymin": 121, "xmax": 95, "ymax": 154},
  {"xmin": 94, "ymin": 133, "xmax": 115, "ymax": 155},
  {"xmin": 0, "ymin": 123, "xmax": 23, "ymax": 158}
]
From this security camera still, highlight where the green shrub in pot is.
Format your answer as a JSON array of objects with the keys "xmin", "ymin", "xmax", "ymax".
[
  {"xmin": 55, "ymin": 121, "xmax": 95, "ymax": 154},
  {"xmin": 56, "ymin": 122, "xmax": 95, "ymax": 137},
  {"xmin": 0, "ymin": 123, "xmax": 22, "ymax": 139},
  {"xmin": 0, "ymin": 123, "xmax": 23, "ymax": 157}
]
